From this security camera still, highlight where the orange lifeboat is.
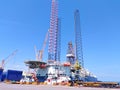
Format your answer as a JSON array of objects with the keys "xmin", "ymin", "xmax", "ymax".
[
  {"xmin": 63, "ymin": 62, "xmax": 71, "ymax": 66},
  {"xmin": 39, "ymin": 64, "xmax": 46, "ymax": 68}
]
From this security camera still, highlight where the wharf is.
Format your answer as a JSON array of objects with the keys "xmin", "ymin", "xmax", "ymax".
[{"xmin": 0, "ymin": 83, "xmax": 119, "ymax": 90}]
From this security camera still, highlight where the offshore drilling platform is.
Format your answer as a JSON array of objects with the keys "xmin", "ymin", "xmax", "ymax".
[
  {"xmin": 24, "ymin": 0, "xmax": 97, "ymax": 83},
  {"xmin": 0, "ymin": 0, "xmax": 104, "ymax": 86},
  {"xmin": 0, "ymin": 0, "xmax": 119, "ymax": 88}
]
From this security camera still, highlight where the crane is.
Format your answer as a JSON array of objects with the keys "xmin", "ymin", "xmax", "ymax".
[
  {"xmin": 0, "ymin": 50, "xmax": 18, "ymax": 69},
  {"xmin": 35, "ymin": 30, "xmax": 48, "ymax": 61}
]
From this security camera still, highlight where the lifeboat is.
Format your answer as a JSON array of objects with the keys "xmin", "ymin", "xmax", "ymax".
[
  {"xmin": 63, "ymin": 62, "xmax": 71, "ymax": 66},
  {"xmin": 39, "ymin": 64, "xmax": 46, "ymax": 68}
]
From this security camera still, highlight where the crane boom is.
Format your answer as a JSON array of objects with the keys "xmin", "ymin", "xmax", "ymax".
[
  {"xmin": 42, "ymin": 30, "xmax": 48, "ymax": 51},
  {"xmin": 35, "ymin": 30, "xmax": 48, "ymax": 61},
  {"xmin": 39, "ymin": 30, "xmax": 48, "ymax": 61},
  {"xmin": 0, "ymin": 49, "xmax": 18, "ymax": 69},
  {"xmin": 34, "ymin": 45, "xmax": 38, "ymax": 61}
]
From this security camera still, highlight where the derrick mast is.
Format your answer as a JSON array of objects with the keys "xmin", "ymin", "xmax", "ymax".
[
  {"xmin": 74, "ymin": 9, "xmax": 84, "ymax": 68},
  {"xmin": 66, "ymin": 42, "xmax": 75, "ymax": 65},
  {"xmin": 48, "ymin": 0, "xmax": 58, "ymax": 63}
]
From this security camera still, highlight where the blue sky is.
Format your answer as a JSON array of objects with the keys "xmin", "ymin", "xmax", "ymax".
[{"xmin": 0, "ymin": 0, "xmax": 120, "ymax": 81}]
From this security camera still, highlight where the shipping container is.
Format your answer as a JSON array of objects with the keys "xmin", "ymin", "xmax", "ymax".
[
  {"xmin": 0, "ymin": 69, "xmax": 3, "ymax": 81},
  {"xmin": 6, "ymin": 70, "xmax": 23, "ymax": 81},
  {"xmin": 1, "ymin": 72, "xmax": 6, "ymax": 81}
]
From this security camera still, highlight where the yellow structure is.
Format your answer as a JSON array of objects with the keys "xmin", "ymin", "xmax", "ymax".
[{"xmin": 74, "ymin": 60, "xmax": 81, "ymax": 70}]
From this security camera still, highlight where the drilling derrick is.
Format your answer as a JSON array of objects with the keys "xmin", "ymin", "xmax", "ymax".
[
  {"xmin": 48, "ymin": 0, "xmax": 58, "ymax": 63},
  {"xmin": 66, "ymin": 42, "xmax": 75, "ymax": 65},
  {"xmin": 74, "ymin": 9, "xmax": 84, "ymax": 68}
]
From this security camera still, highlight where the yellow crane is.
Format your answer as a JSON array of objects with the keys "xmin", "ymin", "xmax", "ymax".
[
  {"xmin": 0, "ymin": 50, "xmax": 18, "ymax": 69},
  {"xmin": 35, "ymin": 31, "xmax": 48, "ymax": 61}
]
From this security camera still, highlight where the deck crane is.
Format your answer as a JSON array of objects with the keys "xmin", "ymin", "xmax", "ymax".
[
  {"xmin": 35, "ymin": 31, "xmax": 48, "ymax": 61},
  {"xmin": 0, "ymin": 50, "xmax": 18, "ymax": 69}
]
